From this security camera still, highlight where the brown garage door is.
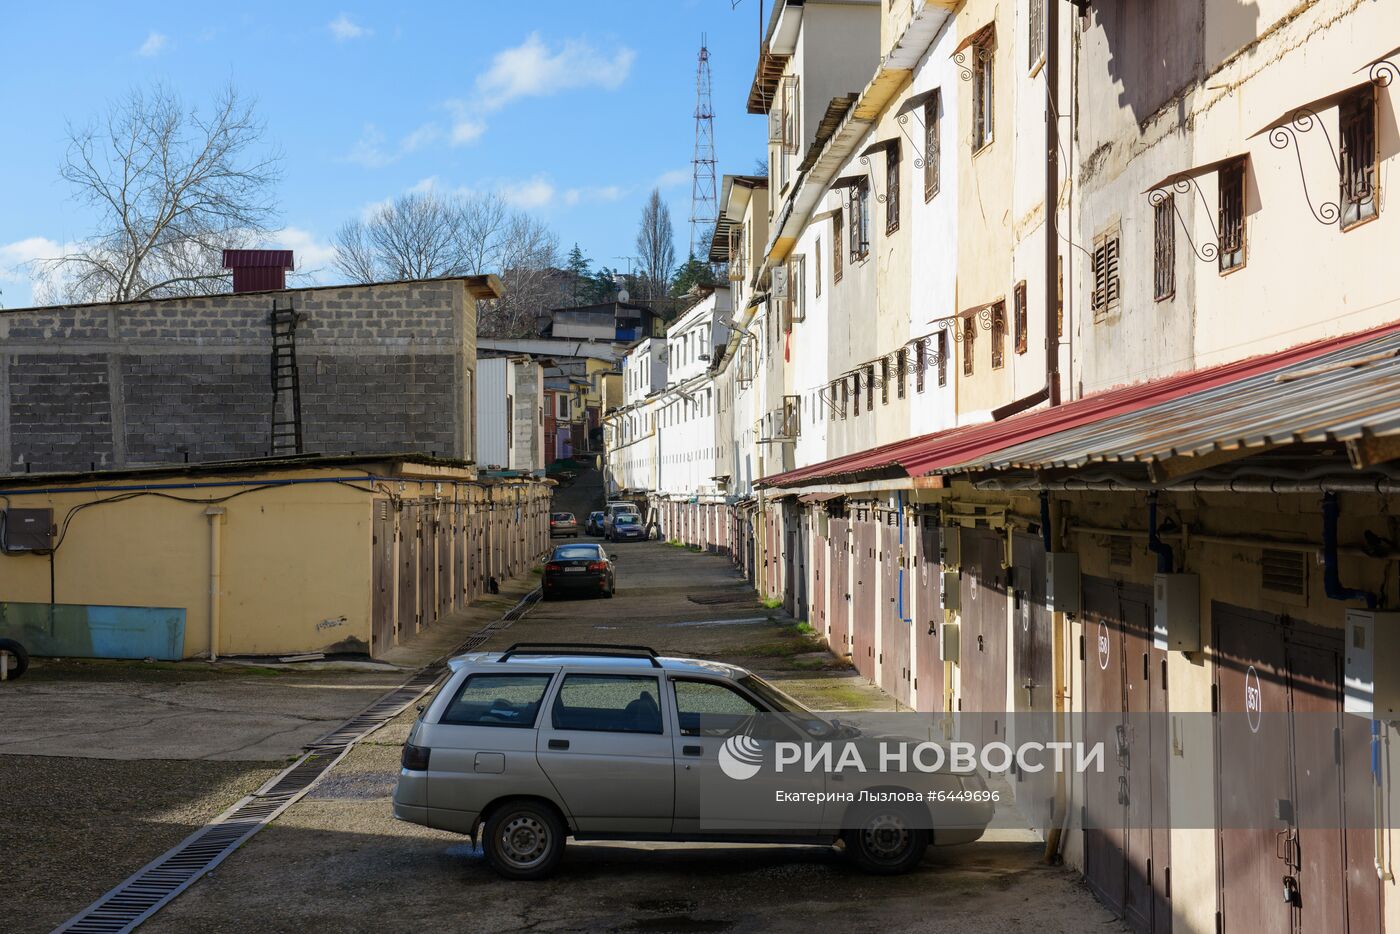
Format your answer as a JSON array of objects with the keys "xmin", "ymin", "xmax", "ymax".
[
  {"xmin": 915, "ymin": 518, "xmax": 944, "ymax": 713},
  {"xmin": 1214, "ymin": 604, "xmax": 1377, "ymax": 934},
  {"xmin": 812, "ymin": 526, "xmax": 827, "ymax": 644},
  {"xmin": 397, "ymin": 502, "xmax": 418, "ymax": 635},
  {"xmin": 829, "ymin": 517, "xmax": 851, "ymax": 657},
  {"xmin": 419, "ymin": 503, "xmax": 437, "ymax": 629},
  {"xmin": 852, "ymin": 512, "xmax": 877, "ymax": 680},
  {"xmin": 371, "ymin": 500, "xmax": 394, "ymax": 655},
  {"xmin": 1011, "ymin": 532, "xmax": 1055, "ymax": 833},
  {"xmin": 959, "ymin": 528, "xmax": 1007, "ymax": 754},
  {"xmin": 880, "ymin": 520, "xmax": 912, "ymax": 707}
]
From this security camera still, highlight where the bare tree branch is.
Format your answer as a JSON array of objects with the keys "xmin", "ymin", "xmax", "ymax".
[
  {"xmin": 36, "ymin": 83, "xmax": 281, "ymax": 303},
  {"xmin": 635, "ymin": 188, "xmax": 675, "ymax": 302}
]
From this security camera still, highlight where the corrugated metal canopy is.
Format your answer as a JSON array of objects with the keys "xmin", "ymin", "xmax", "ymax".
[
  {"xmin": 943, "ymin": 327, "xmax": 1400, "ymax": 474},
  {"xmin": 759, "ymin": 320, "xmax": 1400, "ymax": 489}
]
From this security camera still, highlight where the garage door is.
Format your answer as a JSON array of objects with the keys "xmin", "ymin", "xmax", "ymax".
[
  {"xmin": 829, "ymin": 517, "xmax": 851, "ymax": 657},
  {"xmin": 851, "ymin": 511, "xmax": 877, "ymax": 680},
  {"xmin": 880, "ymin": 519, "xmax": 912, "ymax": 707},
  {"xmin": 915, "ymin": 518, "xmax": 944, "ymax": 713},
  {"xmin": 958, "ymin": 528, "xmax": 1007, "ymax": 755},
  {"xmin": 1011, "ymin": 532, "xmax": 1055, "ymax": 833}
]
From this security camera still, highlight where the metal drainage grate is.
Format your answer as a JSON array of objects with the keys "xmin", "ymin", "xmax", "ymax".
[{"xmin": 55, "ymin": 585, "xmax": 542, "ymax": 934}]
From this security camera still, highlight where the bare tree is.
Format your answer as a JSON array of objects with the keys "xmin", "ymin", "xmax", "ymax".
[
  {"xmin": 331, "ymin": 189, "xmax": 565, "ymax": 337},
  {"xmin": 36, "ymin": 83, "xmax": 281, "ymax": 303},
  {"xmin": 635, "ymin": 188, "xmax": 675, "ymax": 301}
]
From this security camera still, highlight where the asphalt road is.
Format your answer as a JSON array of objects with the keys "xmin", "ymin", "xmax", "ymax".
[{"xmin": 128, "ymin": 538, "xmax": 1126, "ymax": 934}]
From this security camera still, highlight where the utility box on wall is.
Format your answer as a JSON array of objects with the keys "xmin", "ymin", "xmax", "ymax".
[
  {"xmin": 1152, "ymin": 572, "xmax": 1200, "ymax": 651},
  {"xmin": 2, "ymin": 508, "xmax": 54, "ymax": 553},
  {"xmin": 1344, "ymin": 609, "xmax": 1400, "ymax": 716},
  {"xmin": 941, "ymin": 570, "xmax": 961, "ymax": 610},
  {"xmin": 1046, "ymin": 552, "xmax": 1081, "ymax": 614},
  {"xmin": 940, "ymin": 621, "xmax": 960, "ymax": 663},
  {"xmin": 940, "ymin": 525, "xmax": 961, "ymax": 568}
]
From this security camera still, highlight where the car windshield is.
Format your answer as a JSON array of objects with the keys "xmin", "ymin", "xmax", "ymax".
[
  {"xmin": 553, "ymin": 545, "xmax": 600, "ymax": 559},
  {"xmin": 551, "ymin": 513, "xmax": 573, "ymax": 521},
  {"xmin": 737, "ymin": 673, "xmax": 844, "ymax": 738},
  {"xmin": 616, "ymin": 515, "xmax": 639, "ymax": 526}
]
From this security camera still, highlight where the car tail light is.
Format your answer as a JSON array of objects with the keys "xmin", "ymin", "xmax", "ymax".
[
  {"xmin": 402, "ymin": 742, "xmax": 430, "ymax": 771},
  {"xmin": 587, "ymin": 561, "xmax": 607, "ymax": 571},
  {"xmin": 545, "ymin": 563, "xmax": 562, "ymax": 572}
]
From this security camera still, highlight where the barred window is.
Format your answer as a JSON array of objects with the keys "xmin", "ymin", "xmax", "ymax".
[
  {"xmin": 915, "ymin": 339, "xmax": 926, "ymax": 393},
  {"xmin": 962, "ymin": 317, "xmax": 975, "ymax": 376},
  {"xmin": 1028, "ymin": 0, "xmax": 1045, "ymax": 71},
  {"xmin": 815, "ymin": 237, "xmax": 822, "ymax": 298},
  {"xmin": 1013, "ymin": 281, "xmax": 1028, "ymax": 354},
  {"xmin": 972, "ymin": 39, "xmax": 994, "ymax": 151},
  {"xmin": 896, "ymin": 348, "xmax": 907, "ymax": 399},
  {"xmin": 850, "ymin": 181, "xmax": 871, "ymax": 261},
  {"xmin": 881, "ymin": 357, "xmax": 890, "ymax": 404},
  {"xmin": 1154, "ymin": 195, "xmax": 1175, "ymax": 301},
  {"xmin": 885, "ymin": 145, "xmax": 901, "ymax": 235},
  {"xmin": 865, "ymin": 364, "xmax": 875, "ymax": 410},
  {"xmin": 840, "ymin": 378, "xmax": 849, "ymax": 419},
  {"xmin": 991, "ymin": 302, "xmax": 1006, "ymax": 370},
  {"xmin": 852, "ymin": 372, "xmax": 861, "ymax": 416},
  {"xmin": 937, "ymin": 331, "xmax": 948, "ymax": 386},
  {"xmin": 833, "ymin": 210, "xmax": 843, "ymax": 282},
  {"xmin": 1218, "ymin": 159, "xmax": 1246, "ymax": 273},
  {"xmin": 1339, "ymin": 87, "xmax": 1378, "ymax": 229},
  {"xmin": 923, "ymin": 93, "xmax": 941, "ymax": 201}
]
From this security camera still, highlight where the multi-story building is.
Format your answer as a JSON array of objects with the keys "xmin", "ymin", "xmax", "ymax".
[{"xmin": 609, "ymin": 3, "xmax": 1400, "ymax": 932}]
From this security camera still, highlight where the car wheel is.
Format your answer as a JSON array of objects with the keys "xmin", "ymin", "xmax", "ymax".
[
  {"xmin": 0, "ymin": 638, "xmax": 29, "ymax": 679},
  {"xmin": 843, "ymin": 806, "xmax": 928, "ymax": 875},
  {"xmin": 483, "ymin": 800, "xmax": 566, "ymax": 880}
]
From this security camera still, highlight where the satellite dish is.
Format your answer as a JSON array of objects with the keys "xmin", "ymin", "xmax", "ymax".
[{"xmin": 617, "ymin": 288, "xmax": 629, "ymax": 302}]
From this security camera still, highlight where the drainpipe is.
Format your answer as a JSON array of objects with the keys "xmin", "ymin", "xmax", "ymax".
[
  {"xmin": 1042, "ymin": 487, "xmax": 1069, "ymax": 865},
  {"xmin": 994, "ymin": 0, "xmax": 1061, "ymax": 421},
  {"xmin": 1321, "ymin": 492, "xmax": 1379, "ymax": 609},
  {"xmin": 205, "ymin": 506, "xmax": 226, "ymax": 661},
  {"xmin": 1039, "ymin": 490, "xmax": 1053, "ymax": 553},
  {"xmin": 1146, "ymin": 492, "xmax": 1174, "ymax": 573}
]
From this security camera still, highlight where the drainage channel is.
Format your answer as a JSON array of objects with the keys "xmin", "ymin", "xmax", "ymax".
[{"xmin": 55, "ymin": 586, "xmax": 541, "ymax": 934}]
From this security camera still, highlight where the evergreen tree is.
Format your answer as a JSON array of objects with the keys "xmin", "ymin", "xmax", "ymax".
[
  {"xmin": 565, "ymin": 243, "xmax": 590, "ymax": 302},
  {"xmin": 670, "ymin": 254, "xmax": 716, "ymax": 299}
]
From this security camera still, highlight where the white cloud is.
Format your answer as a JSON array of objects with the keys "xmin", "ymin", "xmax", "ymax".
[
  {"xmin": 476, "ymin": 32, "xmax": 635, "ymax": 112},
  {"xmin": 562, "ymin": 185, "xmax": 625, "ymax": 207},
  {"xmin": 345, "ymin": 124, "xmax": 393, "ymax": 168},
  {"xmin": 499, "ymin": 176, "xmax": 556, "ymax": 210},
  {"xmin": 137, "ymin": 32, "xmax": 168, "ymax": 57},
  {"xmin": 406, "ymin": 176, "xmax": 439, "ymax": 195},
  {"xmin": 328, "ymin": 14, "xmax": 371, "ymax": 42},
  {"xmin": 656, "ymin": 168, "xmax": 690, "ymax": 189},
  {"xmin": 400, "ymin": 122, "xmax": 441, "ymax": 153},
  {"xmin": 271, "ymin": 227, "xmax": 337, "ymax": 282}
]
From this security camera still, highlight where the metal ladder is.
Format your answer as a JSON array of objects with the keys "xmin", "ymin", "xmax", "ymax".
[{"xmin": 269, "ymin": 302, "xmax": 303, "ymax": 455}]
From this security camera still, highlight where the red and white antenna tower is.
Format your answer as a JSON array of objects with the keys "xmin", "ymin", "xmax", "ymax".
[{"xmin": 689, "ymin": 36, "xmax": 719, "ymax": 262}]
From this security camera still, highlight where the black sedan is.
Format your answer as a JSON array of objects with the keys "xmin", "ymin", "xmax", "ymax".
[{"xmin": 542, "ymin": 543, "xmax": 615, "ymax": 599}]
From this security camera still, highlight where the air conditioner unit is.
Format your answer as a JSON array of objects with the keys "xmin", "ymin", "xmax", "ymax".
[
  {"xmin": 1152, "ymin": 572, "xmax": 1199, "ymax": 652},
  {"xmin": 1344, "ymin": 609, "xmax": 1400, "ymax": 716},
  {"xmin": 771, "ymin": 265, "xmax": 789, "ymax": 299},
  {"xmin": 1046, "ymin": 552, "xmax": 1081, "ymax": 615}
]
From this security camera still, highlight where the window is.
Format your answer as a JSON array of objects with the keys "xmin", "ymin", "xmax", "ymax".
[
  {"xmin": 923, "ymin": 93, "xmax": 941, "ymax": 201},
  {"xmin": 789, "ymin": 254, "xmax": 806, "ymax": 323},
  {"xmin": 1013, "ymin": 281, "xmax": 1028, "ymax": 354},
  {"xmin": 833, "ymin": 209, "xmax": 843, "ymax": 282},
  {"xmin": 852, "ymin": 372, "xmax": 861, "ymax": 416},
  {"xmin": 962, "ymin": 317, "xmax": 975, "ymax": 376},
  {"xmin": 881, "ymin": 357, "xmax": 890, "ymax": 404},
  {"xmin": 865, "ymin": 364, "xmax": 875, "ymax": 410},
  {"xmin": 1154, "ymin": 195, "xmax": 1176, "ymax": 301},
  {"xmin": 990, "ymin": 302, "xmax": 1007, "ymax": 369},
  {"xmin": 552, "ymin": 674, "xmax": 663, "ymax": 734},
  {"xmin": 937, "ymin": 331, "xmax": 949, "ymax": 386},
  {"xmin": 915, "ymin": 339, "xmax": 926, "ymax": 393},
  {"xmin": 830, "ymin": 380, "xmax": 839, "ymax": 420},
  {"xmin": 815, "ymin": 237, "xmax": 822, "ymax": 297},
  {"xmin": 1056, "ymin": 254, "xmax": 1064, "ymax": 338},
  {"xmin": 673, "ymin": 679, "xmax": 761, "ymax": 737},
  {"xmin": 781, "ymin": 75, "xmax": 802, "ymax": 155},
  {"xmin": 885, "ymin": 145, "xmax": 901, "ymax": 234},
  {"xmin": 1218, "ymin": 159, "xmax": 1246, "ymax": 272},
  {"xmin": 841, "ymin": 378, "xmax": 849, "ymax": 419},
  {"xmin": 557, "ymin": 394, "xmax": 572, "ymax": 419},
  {"xmin": 1091, "ymin": 227, "xmax": 1121, "ymax": 321},
  {"xmin": 1028, "ymin": 0, "xmax": 1045, "ymax": 71},
  {"xmin": 896, "ymin": 348, "xmax": 907, "ymax": 399},
  {"xmin": 850, "ymin": 181, "xmax": 871, "ymax": 262},
  {"xmin": 442, "ymin": 673, "xmax": 553, "ymax": 728},
  {"xmin": 1339, "ymin": 87, "xmax": 1378, "ymax": 229},
  {"xmin": 972, "ymin": 36, "xmax": 995, "ymax": 151},
  {"xmin": 728, "ymin": 223, "xmax": 745, "ymax": 281}
]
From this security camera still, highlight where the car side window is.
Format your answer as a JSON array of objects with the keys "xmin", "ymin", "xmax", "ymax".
[
  {"xmin": 672, "ymin": 680, "xmax": 761, "ymax": 737},
  {"xmin": 441, "ymin": 673, "xmax": 553, "ymax": 728},
  {"xmin": 552, "ymin": 674, "xmax": 663, "ymax": 734}
]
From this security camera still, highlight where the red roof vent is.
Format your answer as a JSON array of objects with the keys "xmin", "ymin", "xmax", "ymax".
[{"xmin": 222, "ymin": 249, "xmax": 294, "ymax": 293}]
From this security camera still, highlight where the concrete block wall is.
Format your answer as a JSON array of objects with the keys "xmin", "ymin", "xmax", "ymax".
[{"xmin": 0, "ymin": 278, "xmax": 477, "ymax": 472}]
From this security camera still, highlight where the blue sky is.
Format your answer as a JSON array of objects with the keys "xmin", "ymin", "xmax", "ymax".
[{"xmin": 0, "ymin": 1, "xmax": 767, "ymax": 307}]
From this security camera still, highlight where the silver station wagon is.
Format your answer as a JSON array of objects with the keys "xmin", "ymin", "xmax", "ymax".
[{"xmin": 394, "ymin": 643, "xmax": 993, "ymax": 879}]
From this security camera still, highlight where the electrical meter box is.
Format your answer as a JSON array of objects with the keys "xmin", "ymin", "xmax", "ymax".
[
  {"xmin": 1046, "ymin": 552, "xmax": 1081, "ymax": 614},
  {"xmin": 940, "ymin": 525, "xmax": 961, "ymax": 568},
  {"xmin": 1152, "ymin": 572, "xmax": 1200, "ymax": 652},
  {"xmin": 2, "ymin": 508, "xmax": 54, "ymax": 552},
  {"xmin": 1344, "ymin": 610, "xmax": 1400, "ymax": 716},
  {"xmin": 940, "ymin": 621, "xmax": 960, "ymax": 663},
  {"xmin": 941, "ymin": 570, "xmax": 961, "ymax": 610}
]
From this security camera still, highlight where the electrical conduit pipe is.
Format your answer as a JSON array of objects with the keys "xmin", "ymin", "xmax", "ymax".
[{"xmin": 206, "ymin": 506, "xmax": 225, "ymax": 661}]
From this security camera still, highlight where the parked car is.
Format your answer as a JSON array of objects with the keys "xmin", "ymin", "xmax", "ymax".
[
  {"xmin": 584, "ymin": 511, "xmax": 606, "ymax": 536},
  {"xmin": 601, "ymin": 503, "xmax": 639, "ymax": 538},
  {"xmin": 549, "ymin": 512, "xmax": 579, "ymax": 538},
  {"xmin": 540, "ymin": 543, "xmax": 614, "ymax": 600},
  {"xmin": 608, "ymin": 513, "xmax": 645, "ymax": 542},
  {"xmin": 393, "ymin": 643, "xmax": 993, "ymax": 880}
]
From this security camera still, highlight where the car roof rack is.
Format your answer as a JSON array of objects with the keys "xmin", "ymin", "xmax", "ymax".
[{"xmin": 497, "ymin": 642, "xmax": 662, "ymax": 667}]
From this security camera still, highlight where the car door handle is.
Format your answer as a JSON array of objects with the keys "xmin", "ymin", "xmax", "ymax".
[
  {"xmin": 682, "ymin": 745, "xmax": 703, "ymax": 757},
  {"xmin": 548, "ymin": 739, "xmax": 570, "ymax": 751}
]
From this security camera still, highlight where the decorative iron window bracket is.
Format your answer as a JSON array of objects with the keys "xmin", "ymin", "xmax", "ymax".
[
  {"xmin": 954, "ymin": 46, "xmax": 993, "ymax": 83},
  {"xmin": 895, "ymin": 111, "xmax": 931, "ymax": 170},
  {"xmin": 1147, "ymin": 176, "xmax": 1221, "ymax": 263},
  {"xmin": 1268, "ymin": 107, "xmax": 1348, "ymax": 226},
  {"xmin": 857, "ymin": 155, "xmax": 887, "ymax": 204}
]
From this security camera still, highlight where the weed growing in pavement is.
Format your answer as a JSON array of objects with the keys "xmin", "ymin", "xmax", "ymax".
[{"xmin": 761, "ymin": 597, "xmax": 783, "ymax": 609}]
